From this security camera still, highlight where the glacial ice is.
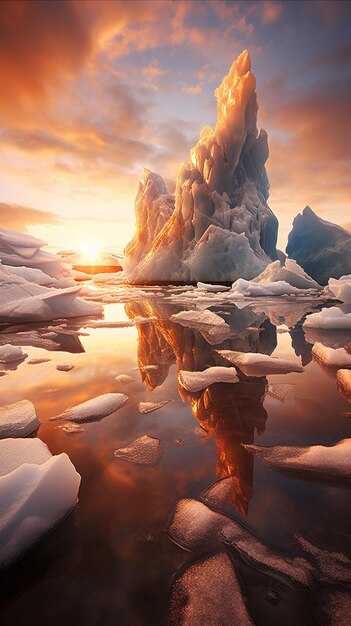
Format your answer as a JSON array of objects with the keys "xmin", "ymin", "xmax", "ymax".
[
  {"xmin": 0, "ymin": 400, "xmax": 40, "ymax": 438},
  {"xmin": 167, "ymin": 552, "xmax": 254, "ymax": 626},
  {"xmin": 178, "ymin": 367, "xmax": 239, "ymax": 392},
  {"xmin": 201, "ymin": 476, "xmax": 237, "ymax": 509},
  {"xmin": 328, "ymin": 275, "xmax": 351, "ymax": 304},
  {"xmin": 218, "ymin": 350, "xmax": 303, "ymax": 375},
  {"xmin": 50, "ymin": 393, "xmax": 129, "ymax": 422},
  {"xmin": 0, "ymin": 344, "xmax": 27, "ymax": 363},
  {"xmin": 231, "ymin": 278, "xmax": 304, "ymax": 297},
  {"xmin": 171, "ymin": 309, "xmax": 232, "ymax": 344},
  {"xmin": 138, "ymin": 400, "xmax": 170, "ymax": 414},
  {"xmin": 303, "ymin": 307, "xmax": 351, "ymax": 329},
  {"xmin": 312, "ymin": 343, "xmax": 351, "ymax": 368},
  {"xmin": 337, "ymin": 370, "xmax": 351, "ymax": 403},
  {"xmin": 253, "ymin": 259, "xmax": 321, "ymax": 290},
  {"xmin": 244, "ymin": 439, "xmax": 351, "ymax": 479},
  {"xmin": 0, "ymin": 438, "xmax": 81, "ymax": 569},
  {"xmin": 125, "ymin": 50, "xmax": 278, "ymax": 283},
  {"xmin": 114, "ymin": 435, "xmax": 161, "ymax": 465}
]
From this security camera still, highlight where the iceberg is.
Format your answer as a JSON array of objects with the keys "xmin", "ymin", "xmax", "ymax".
[
  {"xmin": 114, "ymin": 435, "xmax": 161, "ymax": 465},
  {"xmin": 178, "ymin": 366, "xmax": 239, "ymax": 392},
  {"xmin": 0, "ymin": 400, "xmax": 40, "ymax": 438},
  {"xmin": 0, "ymin": 344, "xmax": 27, "ymax": 363},
  {"xmin": 232, "ymin": 278, "xmax": 304, "ymax": 297},
  {"xmin": 125, "ymin": 50, "xmax": 278, "ymax": 283},
  {"xmin": 286, "ymin": 206, "xmax": 351, "ymax": 285},
  {"xmin": 50, "ymin": 393, "xmax": 129, "ymax": 422},
  {"xmin": 327, "ymin": 275, "xmax": 351, "ymax": 304},
  {"xmin": 303, "ymin": 307, "xmax": 351, "ymax": 329},
  {"xmin": 218, "ymin": 350, "xmax": 303, "ymax": 375},
  {"xmin": 253, "ymin": 259, "xmax": 321, "ymax": 290},
  {"xmin": 312, "ymin": 343, "xmax": 351, "ymax": 368},
  {"xmin": 0, "ymin": 438, "xmax": 81, "ymax": 569}
]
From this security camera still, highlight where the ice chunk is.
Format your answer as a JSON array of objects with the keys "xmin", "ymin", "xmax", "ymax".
[
  {"xmin": 168, "ymin": 499, "xmax": 313, "ymax": 586},
  {"xmin": 295, "ymin": 536, "xmax": 351, "ymax": 585},
  {"xmin": 50, "ymin": 393, "xmax": 129, "ymax": 422},
  {"xmin": 171, "ymin": 309, "xmax": 231, "ymax": 345},
  {"xmin": 27, "ymin": 358, "xmax": 52, "ymax": 365},
  {"xmin": 254, "ymin": 259, "xmax": 321, "ymax": 290},
  {"xmin": 337, "ymin": 370, "xmax": 351, "ymax": 403},
  {"xmin": 141, "ymin": 364, "xmax": 159, "ymax": 371},
  {"xmin": 56, "ymin": 363, "xmax": 74, "ymax": 372},
  {"xmin": 0, "ymin": 400, "xmax": 40, "ymax": 438},
  {"xmin": 197, "ymin": 282, "xmax": 230, "ymax": 292},
  {"xmin": 114, "ymin": 435, "xmax": 161, "ymax": 465},
  {"xmin": 218, "ymin": 350, "xmax": 303, "ymax": 375},
  {"xmin": 328, "ymin": 275, "xmax": 351, "ymax": 304},
  {"xmin": 167, "ymin": 552, "xmax": 254, "ymax": 626},
  {"xmin": 267, "ymin": 383, "xmax": 295, "ymax": 402},
  {"xmin": 0, "ymin": 344, "xmax": 27, "ymax": 363},
  {"xmin": 58, "ymin": 423, "xmax": 84, "ymax": 435},
  {"xmin": 303, "ymin": 307, "xmax": 351, "ymax": 329},
  {"xmin": 115, "ymin": 374, "xmax": 135, "ymax": 384},
  {"xmin": 179, "ymin": 367, "xmax": 238, "ymax": 392},
  {"xmin": 139, "ymin": 400, "xmax": 170, "ymax": 414},
  {"xmin": 134, "ymin": 316, "xmax": 158, "ymax": 324},
  {"xmin": 201, "ymin": 476, "xmax": 236, "ymax": 508},
  {"xmin": 244, "ymin": 439, "xmax": 351, "ymax": 479},
  {"xmin": 0, "ymin": 440, "xmax": 81, "ymax": 569},
  {"xmin": 231, "ymin": 278, "xmax": 305, "ymax": 297},
  {"xmin": 83, "ymin": 320, "xmax": 134, "ymax": 328},
  {"xmin": 312, "ymin": 343, "xmax": 351, "ymax": 368}
]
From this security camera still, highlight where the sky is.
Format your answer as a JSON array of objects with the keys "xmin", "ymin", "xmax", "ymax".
[{"xmin": 0, "ymin": 0, "xmax": 350, "ymax": 252}]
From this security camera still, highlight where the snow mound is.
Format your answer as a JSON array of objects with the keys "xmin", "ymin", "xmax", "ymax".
[
  {"xmin": 201, "ymin": 476, "xmax": 236, "ymax": 509},
  {"xmin": 337, "ymin": 370, "xmax": 351, "ymax": 403},
  {"xmin": 114, "ymin": 435, "xmax": 161, "ymax": 465},
  {"xmin": 244, "ymin": 439, "xmax": 351, "ymax": 479},
  {"xmin": 179, "ymin": 367, "xmax": 239, "ymax": 392},
  {"xmin": 0, "ymin": 344, "xmax": 27, "ymax": 363},
  {"xmin": 171, "ymin": 309, "xmax": 231, "ymax": 345},
  {"xmin": 312, "ymin": 343, "xmax": 351, "ymax": 368},
  {"xmin": 139, "ymin": 400, "xmax": 170, "ymax": 414},
  {"xmin": 254, "ymin": 259, "xmax": 321, "ymax": 290},
  {"xmin": 168, "ymin": 552, "xmax": 254, "ymax": 626},
  {"xmin": 328, "ymin": 275, "xmax": 351, "ymax": 304},
  {"xmin": 0, "ymin": 400, "xmax": 40, "ymax": 438},
  {"xmin": 218, "ymin": 350, "xmax": 303, "ymax": 375},
  {"xmin": 303, "ymin": 307, "xmax": 351, "ymax": 329},
  {"xmin": 0, "ymin": 438, "xmax": 81, "ymax": 569},
  {"xmin": 51, "ymin": 393, "xmax": 129, "ymax": 422}
]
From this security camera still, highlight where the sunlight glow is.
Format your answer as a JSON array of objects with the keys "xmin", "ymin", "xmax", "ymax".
[{"xmin": 79, "ymin": 242, "xmax": 101, "ymax": 257}]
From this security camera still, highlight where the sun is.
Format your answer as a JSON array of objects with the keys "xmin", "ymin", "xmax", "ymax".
[{"xmin": 79, "ymin": 242, "xmax": 100, "ymax": 257}]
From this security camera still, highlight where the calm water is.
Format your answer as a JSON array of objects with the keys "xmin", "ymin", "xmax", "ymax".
[{"xmin": 1, "ymin": 288, "xmax": 351, "ymax": 625}]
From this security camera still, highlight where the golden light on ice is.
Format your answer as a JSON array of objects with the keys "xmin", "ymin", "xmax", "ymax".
[{"xmin": 79, "ymin": 242, "xmax": 101, "ymax": 257}]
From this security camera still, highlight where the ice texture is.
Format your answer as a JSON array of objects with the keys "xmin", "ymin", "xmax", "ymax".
[
  {"xmin": 171, "ymin": 309, "xmax": 232, "ymax": 344},
  {"xmin": 167, "ymin": 552, "xmax": 254, "ymax": 626},
  {"xmin": 253, "ymin": 259, "xmax": 321, "ymax": 290},
  {"xmin": 303, "ymin": 307, "xmax": 351, "ymax": 329},
  {"xmin": 201, "ymin": 476, "xmax": 237, "ymax": 508},
  {"xmin": 125, "ymin": 51, "xmax": 278, "ymax": 283},
  {"xmin": 138, "ymin": 400, "xmax": 170, "ymax": 414},
  {"xmin": 286, "ymin": 206, "xmax": 351, "ymax": 285},
  {"xmin": 218, "ymin": 350, "xmax": 303, "ymax": 375},
  {"xmin": 114, "ymin": 435, "xmax": 161, "ymax": 465},
  {"xmin": 337, "ymin": 370, "xmax": 351, "ymax": 403},
  {"xmin": 267, "ymin": 383, "xmax": 295, "ymax": 402},
  {"xmin": 0, "ymin": 344, "xmax": 27, "ymax": 363},
  {"xmin": 244, "ymin": 439, "xmax": 351, "ymax": 479},
  {"xmin": 0, "ymin": 438, "xmax": 81, "ymax": 569},
  {"xmin": 197, "ymin": 282, "xmax": 230, "ymax": 292},
  {"xmin": 328, "ymin": 275, "xmax": 351, "ymax": 304},
  {"xmin": 0, "ymin": 400, "xmax": 40, "ymax": 438},
  {"xmin": 312, "ymin": 343, "xmax": 351, "ymax": 368},
  {"xmin": 179, "ymin": 367, "xmax": 239, "ymax": 392},
  {"xmin": 58, "ymin": 423, "xmax": 84, "ymax": 435},
  {"xmin": 231, "ymin": 278, "xmax": 303, "ymax": 297},
  {"xmin": 51, "ymin": 393, "xmax": 129, "ymax": 422}
]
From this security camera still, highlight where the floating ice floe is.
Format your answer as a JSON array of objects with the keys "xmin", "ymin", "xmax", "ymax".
[
  {"xmin": 218, "ymin": 350, "xmax": 303, "ymax": 376},
  {"xmin": 114, "ymin": 435, "xmax": 161, "ymax": 465},
  {"xmin": 327, "ymin": 275, "xmax": 351, "ymax": 304},
  {"xmin": 115, "ymin": 374, "xmax": 135, "ymax": 384},
  {"xmin": 201, "ymin": 476, "xmax": 236, "ymax": 508},
  {"xmin": 244, "ymin": 439, "xmax": 351, "ymax": 479},
  {"xmin": 168, "ymin": 552, "xmax": 254, "ymax": 626},
  {"xmin": 139, "ymin": 400, "xmax": 170, "ymax": 414},
  {"xmin": 303, "ymin": 307, "xmax": 351, "ymax": 329},
  {"xmin": 0, "ymin": 400, "xmax": 40, "ymax": 438},
  {"xmin": 337, "ymin": 370, "xmax": 351, "ymax": 403},
  {"xmin": 0, "ymin": 438, "xmax": 81, "ymax": 569},
  {"xmin": 171, "ymin": 309, "xmax": 232, "ymax": 345},
  {"xmin": 231, "ymin": 278, "xmax": 304, "ymax": 298},
  {"xmin": 27, "ymin": 357, "xmax": 52, "ymax": 365},
  {"xmin": 134, "ymin": 315, "xmax": 158, "ymax": 324},
  {"xmin": 56, "ymin": 363, "xmax": 75, "ymax": 372},
  {"xmin": 179, "ymin": 367, "xmax": 239, "ymax": 392},
  {"xmin": 295, "ymin": 535, "xmax": 351, "ymax": 585},
  {"xmin": 168, "ymin": 499, "xmax": 314, "ymax": 586},
  {"xmin": 58, "ymin": 423, "xmax": 84, "ymax": 435},
  {"xmin": 197, "ymin": 282, "xmax": 230, "ymax": 292},
  {"xmin": 50, "ymin": 393, "xmax": 129, "ymax": 422},
  {"xmin": 0, "ymin": 344, "xmax": 27, "ymax": 363},
  {"xmin": 312, "ymin": 343, "xmax": 351, "ymax": 368},
  {"xmin": 267, "ymin": 383, "xmax": 295, "ymax": 402},
  {"xmin": 253, "ymin": 259, "xmax": 321, "ymax": 290},
  {"xmin": 83, "ymin": 320, "xmax": 134, "ymax": 329}
]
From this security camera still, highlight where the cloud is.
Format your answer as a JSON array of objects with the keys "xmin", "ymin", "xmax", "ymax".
[
  {"xmin": 0, "ymin": 202, "xmax": 59, "ymax": 232},
  {"xmin": 260, "ymin": 2, "xmax": 283, "ymax": 24}
]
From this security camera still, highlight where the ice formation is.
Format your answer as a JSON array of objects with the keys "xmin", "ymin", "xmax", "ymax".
[
  {"xmin": 337, "ymin": 370, "xmax": 351, "ymax": 403},
  {"xmin": 56, "ymin": 363, "xmax": 75, "ymax": 372},
  {"xmin": 312, "ymin": 343, "xmax": 351, "ymax": 368},
  {"xmin": 253, "ymin": 259, "xmax": 321, "ymax": 290},
  {"xmin": 286, "ymin": 206, "xmax": 351, "ymax": 285},
  {"xmin": 138, "ymin": 400, "xmax": 170, "ymax": 414},
  {"xmin": 167, "ymin": 552, "xmax": 254, "ymax": 626},
  {"xmin": 170, "ymin": 309, "xmax": 232, "ymax": 344},
  {"xmin": 0, "ymin": 400, "xmax": 40, "ymax": 438},
  {"xmin": 303, "ymin": 307, "xmax": 351, "ymax": 329},
  {"xmin": 51, "ymin": 393, "xmax": 129, "ymax": 422},
  {"xmin": 114, "ymin": 435, "xmax": 161, "ymax": 465},
  {"xmin": 0, "ymin": 438, "xmax": 81, "ymax": 569},
  {"xmin": 0, "ymin": 344, "xmax": 27, "ymax": 363},
  {"xmin": 115, "ymin": 374, "xmax": 135, "ymax": 384},
  {"xmin": 125, "ymin": 51, "xmax": 278, "ymax": 283},
  {"xmin": 27, "ymin": 357, "xmax": 52, "ymax": 365},
  {"xmin": 327, "ymin": 275, "xmax": 351, "ymax": 304},
  {"xmin": 231, "ymin": 278, "xmax": 304, "ymax": 297},
  {"xmin": 244, "ymin": 439, "xmax": 351, "ymax": 479},
  {"xmin": 200, "ymin": 476, "xmax": 237, "ymax": 509},
  {"xmin": 266, "ymin": 383, "xmax": 295, "ymax": 402},
  {"xmin": 178, "ymin": 366, "xmax": 239, "ymax": 392},
  {"xmin": 218, "ymin": 350, "xmax": 303, "ymax": 375}
]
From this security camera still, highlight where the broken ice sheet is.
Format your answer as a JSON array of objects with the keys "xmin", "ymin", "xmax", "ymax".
[
  {"xmin": 139, "ymin": 400, "xmax": 170, "ymax": 414},
  {"xmin": 312, "ymin": 342, "xmax": 351, "ymax": 368},
  {"xmin": 114, "ymin": 435, "xmax": 161, "ymax": 466},
  {"xmin": 0, "ymin": 344, "xmax": 27, "ymax": 363},
  {"xmin": 179, "ymin": 366, "xmax": 239, "ymax": 393},
  {"xmin": 50, "ymin": 393, "xmax": 129, "ymax": 422},
  {"xmin": 115, "ymin": 374, "xmax": 134, "ymax": 384},
  {"xmin": 201, "ymin": 476, "xmax": 237, "ymax": 508},
  {"xmin": 244, "ymin": 438, "xmax": 351, "ymax": 480},
  {"xmin": 218, "ymin": 350, "xmax": 303, "ymax": 376},
  {"xmin": 267, "ymin": 383, "xmax": 295, "ymax": 402},
  {"xmin": 56, "ymin": 363, "xmax": 74, "ymax": 372},
  {"xmin": 0, "ymin": 399, "xmax": 40, "ymax": 438},
  {"xmin": 167, "ymin": 552, "xmax": 254, "ymax": 626},
  {"xmin": 58, "ymin": 423, "xmax": 84, "ymax": 435}
]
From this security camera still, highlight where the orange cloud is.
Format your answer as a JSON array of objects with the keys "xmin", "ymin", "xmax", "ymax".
[{"xmin": 0, "ymin": 202, "xmax": 59, "ymax": 232}]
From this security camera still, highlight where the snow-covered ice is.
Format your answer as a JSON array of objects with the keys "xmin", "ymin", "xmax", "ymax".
[
  {"xmin": 218, "ymin": 350, "xmax": 303, "ymax": 376},
  {"xmin": 267, "ymin": 383, "xmax": 295, "ymax": 402},
  {"xmin": 327, "ymin": 275, "xmax": 351, "ymax": 304},
  {"xmin": 303, "ymin": 307, "xmax": 351, "ymax": 329},
  {"xmin": 312, "ymin": 343, "xmax": 351, "ymax": 368},
  {"xmin": 200, "ymin": 476, "xmax": 236, "ymax": 508},
  {"xmin": 50, "ymin": 393, "xmax": 129, "ymax": 422},
  {"xmin": 0, "ymin": 344, "xmax": 27, "ymax": 363},
  {"xmin": 253, "ymin": 259, "xmax": 321, "ymax": 290},
  {"xmin": 58, "ymin": 423, "xmax": 84, "ymax": 435},
  {"xmin": 231, "ymin": 278, "xmax": 305, "ymax": 297},
  {"xmin": 179, "ymin": 367, "xmax": 239, "ymax": 392},
  {"xmin": 0, "ymin": 400, "xmax": 40, "ymax": 438},
  {"xmin": 0, "ymin": 438, "xmax": 51, "ymax": 476},
  {"xmin": 171, "ymin": 309, "xmax": 231, "ymax": 345},
  {"xmin": 197, "ymin": 282, "xmax": 230, "ymax": 292},
  {"xmin": 139, "ymin": 400, "xmax": 170, "ymax": 414},
  {"xmin": 114, "ymin": 435, "xmax": 161, "ymax": 465}
]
